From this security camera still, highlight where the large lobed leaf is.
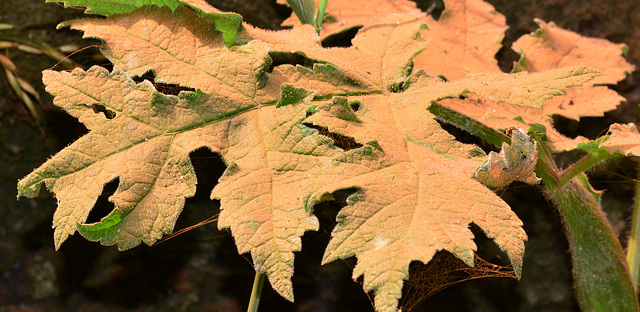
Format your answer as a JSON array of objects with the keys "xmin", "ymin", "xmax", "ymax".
[
  {"xmin": 435, "ymin": 18, "xmax": 634, "ymax": 151},
  {"xmin": 19, "ymin": 6, "xmax": 343, "ymax": 301},
  {"xmin": 19, "ymin": 2, "xmax": 600, "ymax": 311}
]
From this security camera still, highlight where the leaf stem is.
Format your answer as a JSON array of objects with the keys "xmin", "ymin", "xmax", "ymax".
[
  {"xmin": 247, "ymin": 272, "xmax": 265, "ymax": 312},
  {"xmin": 536, "ymin": 141, "xmax": 639, "ymax": 311},
  {"xmin": 532, "ymin": 139, "xmax": 560, "ymax": 188},
  {"xmin": 316, "ymin": 0, "xmax": 328, "ymax": 33},
  {"xmin": 627, "ymin": 163, "xmax": 640, "ymax": 292},
  {"xmin": 556, "ymin": 153, "xmax": 606, "ymax": 187}
]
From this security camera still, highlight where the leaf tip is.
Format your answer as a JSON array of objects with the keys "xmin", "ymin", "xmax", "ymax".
[
  {"xmin": 16, "ymin": 183, "xmax": 36, "ymax": 199},
  {"xmin": 208, "ymin": 12, "xmax": 244, "ymax": 47},
  {"xmin": 622, "ymin": 45, "xmax": 629, "ymax": 57},
  {"xmin": 53, "ymin": 229, "xmax": 69, "ymax": 251}
]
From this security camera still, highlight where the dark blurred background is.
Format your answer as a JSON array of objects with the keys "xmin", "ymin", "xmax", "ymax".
[{"xmin": 1, "ymin": 0, "xmax": 639, "ymax": 311}]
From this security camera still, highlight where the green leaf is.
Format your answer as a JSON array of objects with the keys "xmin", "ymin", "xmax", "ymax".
[
  {"xmin": 205, "ymin": 11, "xmax": 244, "ymax": 47},
  {"xmin": 286, "ymin": 0, "xmax": 317, "ymax": 28},
  {"xmin": 576, "ymin": 137, "xmax": 611, "ymax": 158}
]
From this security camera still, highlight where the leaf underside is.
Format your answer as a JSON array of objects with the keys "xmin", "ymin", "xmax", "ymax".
[{"xmin": 19, "ymin": 2, "xmax": 606, "ymax": 311}]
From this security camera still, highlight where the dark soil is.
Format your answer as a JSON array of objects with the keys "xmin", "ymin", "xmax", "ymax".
[{"xmin": 1, "ymin": 0, "xmax": 639, "ymax": 311}]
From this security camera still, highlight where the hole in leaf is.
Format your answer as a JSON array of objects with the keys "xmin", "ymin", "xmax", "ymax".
[
  {"xmin": 268, "ymin": 51, "xmax": 317, "ymax": 72},
  {"xmin": 153, "ymin": 82, "xmax": 196, "ymax": 96},
  {"xmin": 305, "ymin": 188, "xmax": 359, "ymax": 245},
  {"xmin": 435, "ymin": 120, "xmax": 497, "ymax": 154},
  {"xmin": 90, "ymin": 104, "xmax": 116, "ymax": 119},
  {"xmin": 132, "ymin": 71, "xmax": 196, "ymax": 96},
  {"xmin": 316, "ymin": 187, "xmax": 359, "ymax": 233},
  {"xmin": 495, "ymin": 45, "xmax": 520, "ymax": 73},
  {"xmin": 389, "ymin": 81, "xmax": 408, "ymax": 93},
  {"xmin": 349, "ymin": 101, "xmax": 361, "ymax": 112},
  {"xmin": 86, "ymin": 178, "xmax": 119, "ymax": 224},
  {"xmin": 187, "ymin": 147, "xmax": 227, "ymax": 201},
  {"xmin": 551, "ymin": 114, "xmax": 612, "ymax": 140},
  {"xmin": 411, "ymin": 0, "xmax": 445, "ymax": 19},
  {"xmin": 321, "ymin": 26, "xmax": 362, "ymax": 48},
  {"xmin": 303, "ymin": 123, "xmax": 363, "ymax": 150}
]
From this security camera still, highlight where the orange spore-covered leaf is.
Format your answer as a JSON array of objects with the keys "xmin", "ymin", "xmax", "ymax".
[
  {"xmin": 438, "ymin": 18, "xmax": 633, "ymax": 151},
  {"xmin": 601, "ymin": 123, "xmax": 640, "ymax": 156},
  {"xmin": 278, "ymin": 0, "xmax": 423, "ymax": 39},
  {"xmin": 17, "ymin": 2, "xmax": 610, "ymax": 312},
  {"xmin": 413, "ymin": 0, "xmax": 507, "ymax": 80}
]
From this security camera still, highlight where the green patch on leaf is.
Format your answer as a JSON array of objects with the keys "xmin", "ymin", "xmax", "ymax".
[
  {"xmin": 277, "ymin": 83, "xmax": 314, "ymax": 107},
  {"xmin": 203, "ymin": 11, "xmax": 244, "ymax": 47},
  {"xmin": 77, "ymin": 208, "xmax": 125, "ymax": 243}
]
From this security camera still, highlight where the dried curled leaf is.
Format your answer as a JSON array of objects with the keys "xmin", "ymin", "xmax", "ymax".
[{"xmin": 474, "ymin": 127, "xmax": 540, "ymax": 188}]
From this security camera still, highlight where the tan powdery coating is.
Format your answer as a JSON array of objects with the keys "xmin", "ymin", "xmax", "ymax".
[
  {"xmin": 278, "ymin": 0, "xmax": 423, "ymax": 39},
  {"xmin": 18, "ymin": 2, "xmax": 604, "ymax": 312},
  {"xmin": 439, "ymin": 19, "xmax": 634, "ymax": 151}
]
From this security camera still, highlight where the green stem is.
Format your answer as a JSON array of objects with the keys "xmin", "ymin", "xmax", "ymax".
[
  {"xmin": 537, "ymin": 142, "xmax": 639, "ymax": 312},
  {"xmin": 556, "ymin": 153, "xmax": 606, "ymax": 187},
  {"xmin": 626, "ymin": 164, "xmax": 640, "ymax": 292},
  {"xmin": 529, "ymin": 139, "xmax": 558, "ymax": 189},
  {"xmin": 247, "ymin": 272, "xmax": 265, "ymax": 312},
  {"xmin": 316, "ymin": 0, "xmax": 328, "ymax": 33}
]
